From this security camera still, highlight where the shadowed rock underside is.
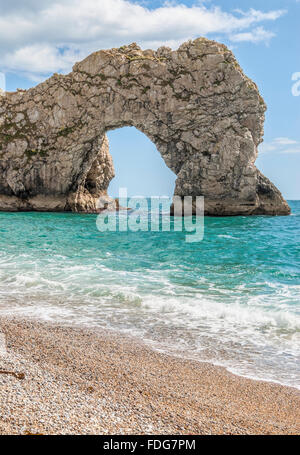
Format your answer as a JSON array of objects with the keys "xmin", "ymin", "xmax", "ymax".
[{"xmin": 0, "ymin": 38, "xmax": 290, "ymax": 215}]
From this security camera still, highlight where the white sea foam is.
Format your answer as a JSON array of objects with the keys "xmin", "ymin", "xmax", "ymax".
[
  {"xmin": 1, "ymin": 270, "xmax": 299, "ymax": 386},
  {"xmin": 217, "ymin": 234, "xmax": 238, "ymax": 239}
]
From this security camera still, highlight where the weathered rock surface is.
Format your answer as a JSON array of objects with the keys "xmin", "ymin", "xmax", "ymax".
[{"xmin": 0, "ymin": 38, "xmax": 290, "ymax": 215}]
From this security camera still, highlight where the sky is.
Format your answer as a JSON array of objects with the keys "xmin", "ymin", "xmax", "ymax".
[{"xmin": 0, "ymin": 0, "xmax": 299, "ymax": 199}]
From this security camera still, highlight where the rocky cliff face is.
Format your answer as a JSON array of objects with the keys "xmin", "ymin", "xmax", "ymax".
[{"xmin": 0, "ymin": 38, "xmax": 290, "ymax": 215}]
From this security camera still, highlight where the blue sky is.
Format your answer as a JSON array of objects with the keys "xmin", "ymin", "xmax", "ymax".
[{"xmin": 1, "ymin": 0, "xmax": 299, "ymax": 198}]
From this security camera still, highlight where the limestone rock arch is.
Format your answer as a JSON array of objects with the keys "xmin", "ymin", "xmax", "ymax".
[{"xmin": 0, "ymin": 38, "xmax": 290, "ymax": 215}]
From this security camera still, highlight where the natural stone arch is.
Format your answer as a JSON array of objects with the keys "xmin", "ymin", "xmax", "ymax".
[{"xmin": 0, "ymin": 38, "xmax": 290, "ymax": 215}]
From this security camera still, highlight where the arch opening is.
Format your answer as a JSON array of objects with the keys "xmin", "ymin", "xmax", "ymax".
[{"xmin": 107, "ymin": 127, "xmax": 177, "ymax": 199}]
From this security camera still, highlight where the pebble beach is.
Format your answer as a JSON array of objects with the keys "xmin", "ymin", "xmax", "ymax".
[{"xmin": 0, "ymin": 316, "xmax": 299, "ymax": 435}]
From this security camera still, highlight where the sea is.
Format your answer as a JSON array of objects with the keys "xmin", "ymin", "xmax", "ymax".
[{"xmin": 0, "ymin": 200, "xmax": 299, "ymax": 388}]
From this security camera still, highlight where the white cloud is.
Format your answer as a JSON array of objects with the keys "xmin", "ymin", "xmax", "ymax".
[
  {"xmin": 229, "ymin": 26, "xmax": 275, "ymax": 44},
  {"xmin": 273, "ymin": 137, "xmax": 298, "ymax": 146},
  {"xmin": 259, "ymin": 138, "xmax": 300, "ymax": 154},
  {"xmin": 3, "ymin": 45, "xmax": 77, "ymax": 75},
  {"xmin": 0, "ymin": 0, "xmax": 286, "ymax": 79},
  {"xmin": 283, "ymin": 147, "xmax": 300, "ymax": 154}
]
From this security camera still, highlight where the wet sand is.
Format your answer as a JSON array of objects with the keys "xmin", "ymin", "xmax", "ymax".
[{"xmin": 0, "ymin": 316, "xmax": 299, "ymax": 435}]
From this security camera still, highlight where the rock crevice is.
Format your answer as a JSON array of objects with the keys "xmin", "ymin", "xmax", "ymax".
[{"xmin": 0, "ymin": 38, "xmax": 290, "ymax": 215}]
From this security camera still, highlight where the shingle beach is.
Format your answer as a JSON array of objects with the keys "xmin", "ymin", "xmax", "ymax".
[{"xmin": 0, "ymin": 317, "xmax": 299, "ymax": 435}]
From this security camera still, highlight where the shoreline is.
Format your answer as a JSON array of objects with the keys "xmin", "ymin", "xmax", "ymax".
[
  {"xmin": 0, "ymin": 316, "xmax": 299, "ymax": 435},
  {"xmin": 138, "ymin": 339, "xmax": 300, "ymax": 393}
]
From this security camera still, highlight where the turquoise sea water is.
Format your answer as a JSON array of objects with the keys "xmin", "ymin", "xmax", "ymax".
[{"xmin": 0, "ymin": 201, "xmax": 299, "ymax": 388}]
